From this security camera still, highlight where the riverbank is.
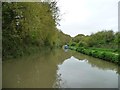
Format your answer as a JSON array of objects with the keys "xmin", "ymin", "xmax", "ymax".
[
  {"xmin": 2, "ymin": 45, "xmax": 61, "ymax": 61},
  {"xmin": 69, "ymin": 46, "xmax": 119, "ymax": 65}
]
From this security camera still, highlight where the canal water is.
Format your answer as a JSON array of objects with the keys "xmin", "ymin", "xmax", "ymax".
[{"xmin": 2, "ymin": 49, "xmax": 119, "ymax": 88}]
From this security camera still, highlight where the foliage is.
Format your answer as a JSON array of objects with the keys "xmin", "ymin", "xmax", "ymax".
[
  {"xmin": 69, "ymin": 30, "xmax": 119, "ymax": 64},
  {"xmin": 2, "ymin": 2, "xmax": 71, "ymax": 59},
  {"xmin": 72, "ymin": 30, "xmax": 119, "ymax": 49},
  {"xmin": 69, "ymin": 46, "xmax": 119, "ymax": 64}
]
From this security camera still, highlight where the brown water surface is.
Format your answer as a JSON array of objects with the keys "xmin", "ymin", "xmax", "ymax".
[{"xmin": 3, "ymin": 49, "xmax": 119, "ymax": 88}]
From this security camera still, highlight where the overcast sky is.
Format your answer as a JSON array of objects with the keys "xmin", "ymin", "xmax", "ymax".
[{"xmin": 57, "ymin": 0, "xmax": 119, "ymax": 37}]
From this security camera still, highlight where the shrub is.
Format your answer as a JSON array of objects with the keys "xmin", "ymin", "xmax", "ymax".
[{"xmin": 70, "ymin": 45, "xmax": 119, "ymax": 64}]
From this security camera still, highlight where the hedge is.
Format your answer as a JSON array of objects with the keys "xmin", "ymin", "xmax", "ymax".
[{"xmin": 69, "ymin": 46, "xmax": 119, "ymax": 64}]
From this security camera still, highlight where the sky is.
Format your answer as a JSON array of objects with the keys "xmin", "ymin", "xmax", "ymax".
[{"xmin": 57, "ymin": 0, "xmax": 119, "ymax": 37}]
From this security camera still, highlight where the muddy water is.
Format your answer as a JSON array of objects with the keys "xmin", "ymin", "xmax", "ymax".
[{"xmin": 2, "ymin": 49, "xmax": 119, "ymax": 88}]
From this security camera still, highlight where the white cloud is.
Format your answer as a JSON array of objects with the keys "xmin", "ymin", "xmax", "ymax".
[{"xmin": 57, "ymin": 0, "xmax": 119, "ymax": 37}]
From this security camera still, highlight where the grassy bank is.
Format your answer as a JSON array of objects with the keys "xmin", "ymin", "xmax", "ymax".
[{"xmin": 69, "ymin": 46, "xmax": 119, "ymax": 65}]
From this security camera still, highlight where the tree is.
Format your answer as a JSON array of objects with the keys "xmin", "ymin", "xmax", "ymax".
[{"xmin": 2, "ymin": 2, "xmax": 67, "ymax": 59}]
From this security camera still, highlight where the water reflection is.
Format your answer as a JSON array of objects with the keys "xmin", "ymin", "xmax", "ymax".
[
  {"xmin": 3, "ymin": 49, "xmax": 73, "ymax": 88},
  {"xmin": 64, "ymin": 49, "xmax": 68, "ymax": 52},
  {"xmin": 3, "ymin": 49, "xmax": 119, "ymax": 88},
  {"xmin": 55, "ymin": 56, "xmax": 118, "ymax": 88},
  {"xmin": 72, "ymin": 52, "xmax": 118, "ymax": 72}
]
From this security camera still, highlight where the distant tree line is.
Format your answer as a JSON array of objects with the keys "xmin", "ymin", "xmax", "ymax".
[
  {"xmin": 70, "ymin": 30, "xmax": 119, "ymax": 50},
  {"xmin": 68, "ymin": 30, "xmax": 120, "ymax": 64}
]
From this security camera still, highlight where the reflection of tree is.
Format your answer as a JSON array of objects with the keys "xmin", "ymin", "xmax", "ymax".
[
  {"xmin": 116, "ymin": 67, "xmax": 120, "ymax": 74},
  {"xmin": 72, "ymin": 52, "xmax": 118, "ymax": 72},
  {"xmin": 53, "ymin": 73, "xmax": 62, "ymax": 88},
  {"xmin": 3, "ymin": 48, "xmax": 73, "ymax": 88},
  {"xmin": 53, "ymin": 72, "xmax": 68, "ymax": 88},
  {"xmin": 3, "ymin": 48, "xmax": 119, "ymax": 88}
]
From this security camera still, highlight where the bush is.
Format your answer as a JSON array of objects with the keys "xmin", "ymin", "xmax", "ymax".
[
  {"xmin": 70, "ymin": 46, "xmax": 119, "ymax": 64},
  {"xmin": 70, "ymin": 42, "xmax": 77, "ymax": 46},
  {"xmin": 111, "ymin": 54, "xmax": 119, "ymax": 63}
]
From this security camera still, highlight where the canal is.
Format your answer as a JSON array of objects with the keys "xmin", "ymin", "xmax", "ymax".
[{"xmin": 2, "ymin": 49, "xmax": 119, "ymax": 88}]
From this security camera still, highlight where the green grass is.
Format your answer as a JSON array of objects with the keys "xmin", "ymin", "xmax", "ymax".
[{"xmin": 69, "ymin": 46, "xmax": 119, "ymax": 65}]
